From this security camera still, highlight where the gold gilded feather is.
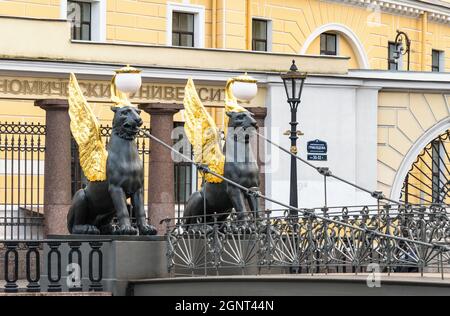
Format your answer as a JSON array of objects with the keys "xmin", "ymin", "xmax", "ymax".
[
  {"xmin": 183, "ymin": 79, "xmax": 224, "ymax": 183},
  {"xmin": 68, "ymin": 73, "xmax": 108, "ymax": 182},
  {"xmin": 224, "ymin": 78, "xmax": 248, "ymax": 114}
]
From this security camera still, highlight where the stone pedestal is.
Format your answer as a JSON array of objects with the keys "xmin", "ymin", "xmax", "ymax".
[
  {"xmin": 139, "ymin": 103, "xmax": 182, "ymax": 234},
  {"xmin": 42, "ymin": 235, "xmax": 168, "ymax": 296},
  {"xmin": 251, "ymin": 107, "xmax": 268, "ymax": 210},
  {"xmin": 35, "ymin": 99, "xmax": 71, "ymax": 236}
]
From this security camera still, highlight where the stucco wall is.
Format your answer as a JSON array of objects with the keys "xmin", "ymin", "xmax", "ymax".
[{"xmin": 1, "ymin": 0, "xmax": 449, "ymax": 71}]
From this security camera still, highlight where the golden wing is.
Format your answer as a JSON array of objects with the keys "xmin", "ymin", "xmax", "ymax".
[
  {"xmin": 68, "ymin": 73, "xmax": 108, "ymax": 182},
  {"xmin": 183, "ymin": 78, "xmax": 224, "ymax": 184}
]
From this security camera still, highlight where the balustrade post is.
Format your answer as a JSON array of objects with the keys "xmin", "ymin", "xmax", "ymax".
[
  {"xmin": 4, "ymin": 242, "xmax": 19, "ymax": 293},
  {"xmin": 47, "ymin": 241, "xmax": 62, "ymax": 292},
  {"xmin": 25, "ymin": 241, "xmax": 41, "ymax": 293},
  {"xmin": 68, "ymin": 241, "xmax": 82, "ymax": 292},
  {"xmin": 88, "ymin": 242, "xmax": 103, "ymax": 292}
]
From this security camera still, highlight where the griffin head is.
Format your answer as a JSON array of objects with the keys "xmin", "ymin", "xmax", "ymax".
[{"xmin": 111, "ymin": 106, "xmax": 143, "ymax": 140}]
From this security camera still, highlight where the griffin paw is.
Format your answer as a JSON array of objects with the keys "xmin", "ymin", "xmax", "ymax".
[
  {"xmin": 72, "ymin": 225, "xmax": 100, "ymax": 235},
  {"xmin": 113, "ymin": 225, "xmax": 138, "ymax": 236},
  {"xmin": 139, "ymin": 224, "xmax": 157, "ymax": 236},
  {"xmin": 99, "ymin": 224, "xmax": 116, "ymax": 235}
]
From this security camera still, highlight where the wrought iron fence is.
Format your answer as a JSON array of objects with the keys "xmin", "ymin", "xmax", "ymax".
[
  {"xmin": 0, "ymin": 239, "xmax": 106, "ymax": 293},
  {"xmin": 165, "ymin": 205, "xmax": 450, "ymax": 277},
  {"xmin": 0, "ymin": 122, "xmax": 45, "ymax": 241}
]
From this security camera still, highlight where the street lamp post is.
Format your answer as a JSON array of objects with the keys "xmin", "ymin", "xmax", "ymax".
[
  {"xmin": 281, "ymin": 60, "xmax": 307, "ymax": 216},
  {"xmin": 394, "ymin": 30, "xmax": 411, "ymax": 71}
]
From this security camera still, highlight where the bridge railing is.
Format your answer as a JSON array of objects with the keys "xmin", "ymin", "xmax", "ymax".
[
  {"xmin": 164, "ymin": 205, "xmax": 450, "ymax": 277},
  {"xmin": 138, "ymin": 128, "xmax": 450, "ymax": 278},
  {"xmin": 0, "ymin": 239, "xmax": 106, "ymax": 293}
]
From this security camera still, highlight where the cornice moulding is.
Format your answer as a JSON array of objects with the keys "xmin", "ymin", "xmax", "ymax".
[{"xmin": 324, "ymin": 0, "xmax": 450, "ymax": 24}]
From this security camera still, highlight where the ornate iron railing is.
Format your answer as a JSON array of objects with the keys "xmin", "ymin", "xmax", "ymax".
[
  {"xmin": 0, "ymin": 239, "xmax": 106, "ymax": 293},
  {"xmin": 164, "ymin": 205, "xmax": 450, "ymax": 277},
  {"xmin": 402, "ymin": 129, "xmax": 450, "ymax": 205}
]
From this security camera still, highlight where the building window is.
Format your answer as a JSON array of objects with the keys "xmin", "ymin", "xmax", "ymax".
[
  {"xmin": 432, "ymin": 50, "xmax": 444, "ymax": 72},
  {"xmin": 320, "ymin": 33, "xmax": 337, "ymax": 56},
  {"xmin": 68, "ymin": 1, "xmax": 92, "ymax": 41},
  {"xmin": 172, "ymin": 12, "xmax": 195, "ymax": 47},
  {"xmin": 252, "ymin": 19, "xmax": 268, "ymax": 52},
  {"xmin": 388, "ymin": 42, "xmax": 399, "ymax": 71},
  {"xmin": 62, "ymin": 0, "xmax": 105, "ymax": 41},
  {"xmin": 166, "ymin": 3, "xmax": 205, "ymax": 48}
]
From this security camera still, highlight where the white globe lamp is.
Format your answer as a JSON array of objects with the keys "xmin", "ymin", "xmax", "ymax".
[
  {"xmin": 231, "ymin": 73, "xmax": 258, "ymax": 102},
  {"xmin": 114, "ymin": 65, "xmax": 142, "ymax": 94}
]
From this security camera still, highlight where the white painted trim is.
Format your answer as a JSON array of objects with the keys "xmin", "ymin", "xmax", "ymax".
[
  {"xmin": 166, "ymin": 2, "xmax": 205, "ymax": 48},
  {"xmin": 390, "ymin": 117, "xmax": 450, "ymax": 201},
  {"xmin": 60, "ymin": 0, "xmax": 67, "ymax": 19},
  {"xmin": 440, "ymin": 51, "xmax": 446, "ymax": 72},
  {"xmin": 348, "ymin": 69, "xmax": 450, "ymax": 81},
  {"xmin": 252, "ymin": 17, "xmax": 273, "ymax": 52},
  {"xmin": 61, "ymin": 0, "xmax": 106, "ymax": 42},
  {"xmin": 300, "ymin": 23, "xmax": 370, "ymax": 69},
  {"xmin": 336, "ymin": 33, "xmax": 340, "ymax": 56}
]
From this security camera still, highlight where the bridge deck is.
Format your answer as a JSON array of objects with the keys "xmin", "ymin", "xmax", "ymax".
[{"xmin": 128, "ymin": 273, "xmax": 450, "ymax": 296}]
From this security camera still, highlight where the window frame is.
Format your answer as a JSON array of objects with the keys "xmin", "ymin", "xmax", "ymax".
[
  {"xmin": 172, "ymin": 12, "xmax": 195, "ymax": 48},
  {"xmin": 252, "ymin": 18, "xmax": 268, "ymax": 52},
  {"xmin": 320, "ymin": 33, "xmax": 338, "ymax": 56},
  {"xmin": 61, "ymin": 0, "xmax": 106, "ymax": 42},
  {"xmin": 432, "ymin": 49, "xmax": 444, "ymax": 72},
  {"xmin": 166, "ymin": 3, "xmax": 205, "ymax": 48},
  {"xmin": 67, "ymin": 0, "xmax": 92, "ymax": 41}
]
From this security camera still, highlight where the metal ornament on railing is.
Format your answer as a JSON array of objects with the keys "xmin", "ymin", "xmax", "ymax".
[{"xmin": 165, "ymin": 205, "xmax": 450, "ymax": 277}]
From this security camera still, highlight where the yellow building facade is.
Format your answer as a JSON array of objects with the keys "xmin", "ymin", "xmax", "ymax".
[{"xmin": 1, "ymin": 0, "xmax": 449, "ymax": 71}]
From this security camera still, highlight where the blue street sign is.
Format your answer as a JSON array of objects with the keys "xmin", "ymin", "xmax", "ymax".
[
  {"xmin": 307, "ymin": 140, "xmax": 327, "ymax": 154},
  {"xmin": 307, "ymin": 154, "xmax": 327, "ymax": 161}
]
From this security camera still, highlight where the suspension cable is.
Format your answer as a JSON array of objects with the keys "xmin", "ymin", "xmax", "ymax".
[
  {"xmin": 139, "ymin": 128, "xmax": 447, "ymax": 250},
  {"xmin": 255, "ymin": 131, "xmax": 449, "ymax": 208}
]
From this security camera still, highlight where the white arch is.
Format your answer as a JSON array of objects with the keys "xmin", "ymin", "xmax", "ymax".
[
  {"xmin": 300, "ymin": 23, "xmax": 370, "ymax": 69},
  {"xmin": 390, "ymin": 117, "xmax": 450, "ymax": 201}
]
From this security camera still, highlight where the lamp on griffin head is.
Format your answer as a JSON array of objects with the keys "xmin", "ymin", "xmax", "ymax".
[
  {"xmin": 225, "ymin": 73, "xmax": 258, "ymax": 109},
  {"xmin": 111, "ymin": 65, "xmax": 142, "ymax": 105}
]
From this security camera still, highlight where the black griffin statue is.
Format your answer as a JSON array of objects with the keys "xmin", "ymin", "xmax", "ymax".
[
  {"xmin": 67, "ymin": 73, "xmax": 157, "ymax": 236},
  {"xmin": 68, "ymin": 106, "xmax": 157, "ymax": 235},
  {"xmin": 183, "ymin": 111, "xmax": 260, "ymax": 226}
]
